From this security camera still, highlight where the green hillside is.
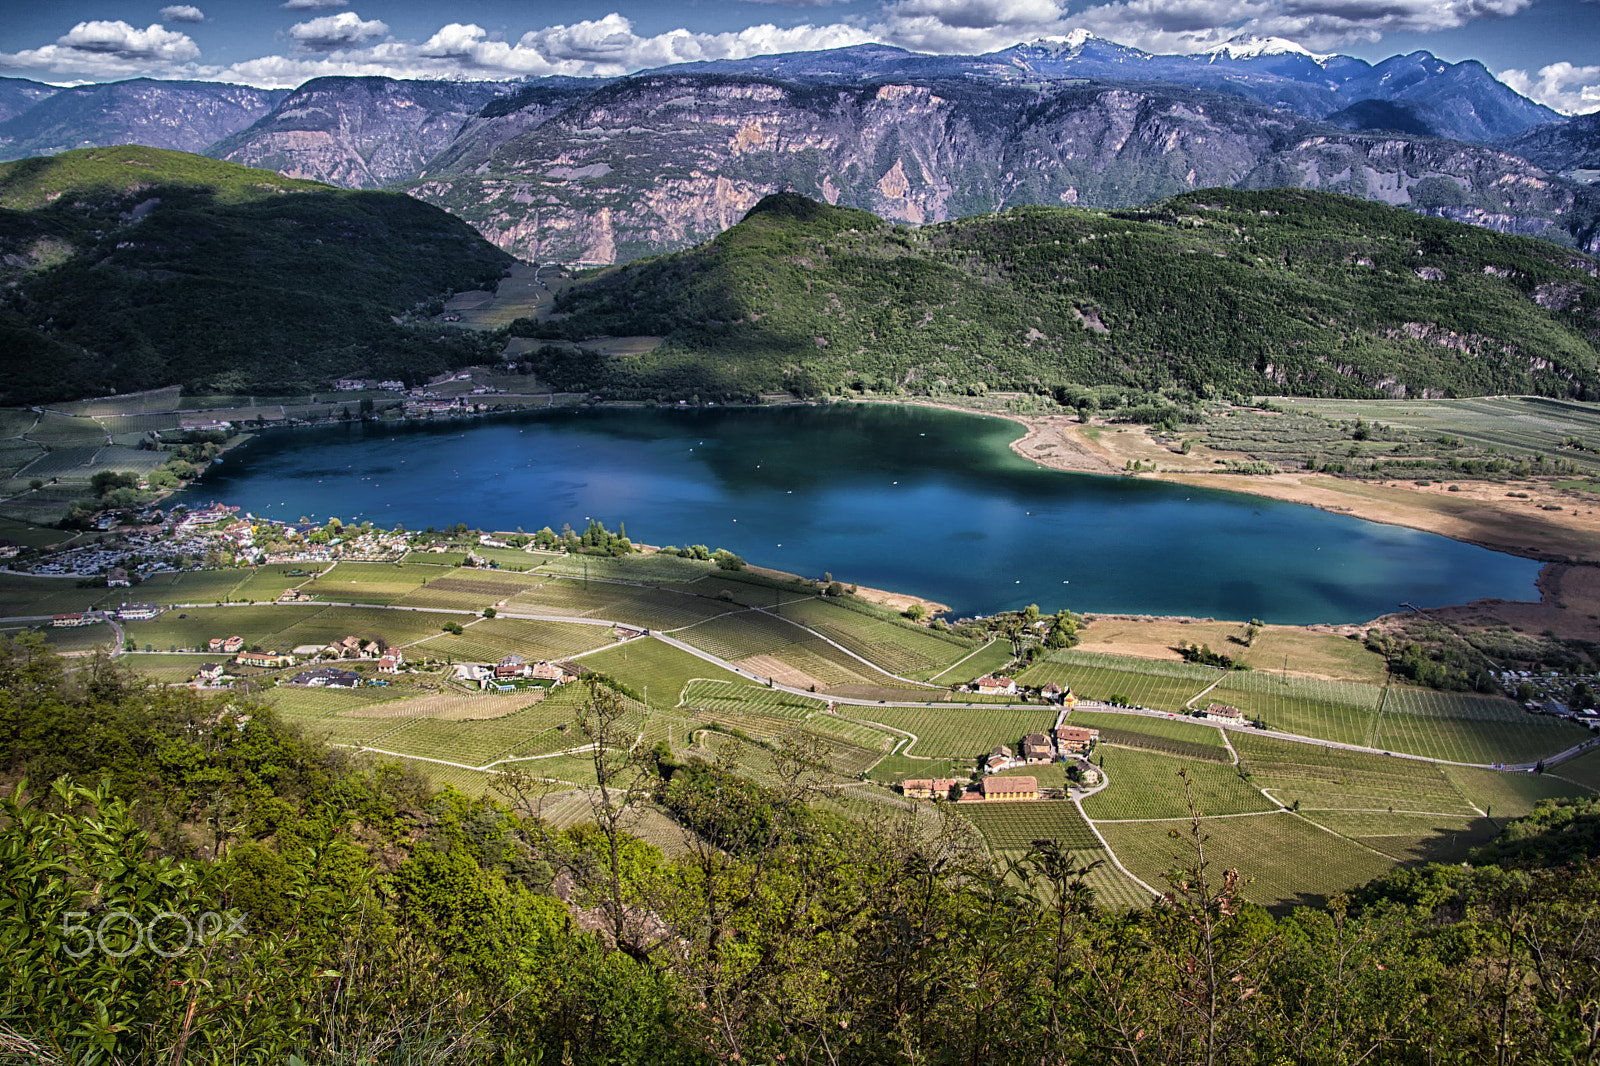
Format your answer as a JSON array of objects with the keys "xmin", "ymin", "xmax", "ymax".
[
  {"xmin": 515, "ymin": 190, "xmax": 1600, "ymax": 404},
  {"xmin": 0, "ymin": 147, "xmax": 512, "ymax": 403}
]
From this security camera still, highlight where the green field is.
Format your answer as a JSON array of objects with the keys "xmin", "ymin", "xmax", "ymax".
[
  {"xmin": 307, "ymin": 561, "xmax": 429, "ymax": 604},
  {"xmin": 410, "ymin": 617, "xmax": 614, "ymax": 662},
  {"xmin": 840, "ymin": 705, "xmax": 1057, "ymax": 759},
  {"xmin": 122, "ymin": 605, "xmax": 322, "ymax": 652},
  {"xmin": 1070, "ymin": 711, "xmax": 1230, "ymax": 761},
  {"xmin": 1098, "ymin": 812, "xmax": 1396, "ymax": 911},
  {"xmin": 1211, "ymin": 671, "xmax": 1382, "ymax": 745},
  {"xmin": 1302, "ymin": 810, "xmax": 1496, "ymax": 864},
  {"xmin": 1017, "ymin": 650, "xmax": 1217, "ymax": 711},
  {"xmin": 581, "ymin": 636, "xmax": 758, "ymax": 704},
  {"xmin": 113, "ymin": 653, "xmax": 218, "ymax": 682},
  {"xmin": 0, "ymin": 577, "xmax": 111, "ymax": 617},
  {"xmin": 779, "ymin": 598, "xmax": 971, "ymax": 676},
  {"xmin": 867, "ymin": 751, "xmax": 974, "ymax": 784},
  {"xmin": 1231, "ymin": 733, "xmax": 1475, "ymax": 815},
  {"xmin": 1551, "ymin": 748, "xmax": 1600, "ymax": 791},
  {"xmin": 961, "ymin": 801, "xmax": 1101, "ymax": 850},
  {"xmin": 1373, "ymin": 687, "xmax": 1587, "ymax": 764},
  {"xmin": 1085, "ymin": 748, "xmax": 1277, "ymax": 820},
  {"xmin": 929, "ymin": 639, "xmax": 1014, "ymax": 684}
]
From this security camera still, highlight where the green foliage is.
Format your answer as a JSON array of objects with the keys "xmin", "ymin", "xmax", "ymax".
[
  {"xmin": 0, "ymin": 147, "xmax": 512, "ymax": 403},
  {"xmin": 511, "ymin": 189, "xmax": 1600, "ymax": 404}
]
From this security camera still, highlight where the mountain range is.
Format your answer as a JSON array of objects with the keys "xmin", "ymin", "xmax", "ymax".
[{"xmin": 0, "ymin": 35, "xmax": 1596, "ymax": 266}]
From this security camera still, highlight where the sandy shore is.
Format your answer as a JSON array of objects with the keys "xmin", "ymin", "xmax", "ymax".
[{"xmin": 885, "ymin": 400, "xmax": 1600, "ymax": 631}]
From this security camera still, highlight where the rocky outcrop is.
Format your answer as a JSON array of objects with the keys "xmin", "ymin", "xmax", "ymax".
[
  {"xmin": 0, "ymin": 79, "xmax": 284, "ymax": 161},
  {"xmin": 208, "ymin": 77, "xmax": 521, "ymax": 189},
  {"xmin": 409, "ymin": 73, "xmax": 1595, "ymax": 266}
]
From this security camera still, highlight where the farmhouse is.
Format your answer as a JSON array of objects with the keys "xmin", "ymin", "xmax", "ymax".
[
  {"xmin": 52, "ymin": 613, "xmax": 96, "ymax": 627},
  {"xmin": 377, "ymin": 651, "xmax": 403, "ymax": 673},
  {"xmin": 529, "ymin": 661, "xmax": 572, "ymax": 684},
  {"xmin": 222, "ymin": 636, "xmax": 244, "ymax": 654},
  {"xmin": 288, "ymin": 667, "xmax": 361, "ymax": 688},
  {"xmin": 1021, "ymin": 733, "xmax": 1054, "ymax": 764},
  {"xmin": 194, "ymin": 662, "xmax": 225, "ymax": 683},
  {"xmin": 496, "ymin": 654, "xmax": 528, "ymax": 680},
  {"xmin": 1205, "ymin": 702, "xmax": 1245, "ymax": 722},
  {"xmin": 1054, "ymin": 725, "xmax": 1099, "ymax": 754},
  {"xmin": 980, "ymin": 776, "xmax": 1039, "ymax": 801},
  {"xmin": 115, "ymin": 603, "xmax": 161, "ymax": 621},
  {"xmin": 985, "ymin": 745, "xmax": 1014, "ymax": 772},
  {"xmin": 106, "ymin": 568, "xmax": 131, "ymax": 588},
  {"xmin": 235, "ymin": 651, "xmax": 295, "ymax": 669},
  {"xmin": 902, "ymin": 778, "xmax": 964, "ymax": 800},
  {"xmin": 974, "ymin": 675, "xmax": 1018, "ymax": 697}
]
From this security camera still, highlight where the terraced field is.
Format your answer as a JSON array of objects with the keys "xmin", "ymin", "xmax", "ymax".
[
  {"xmin": 1098, "ymin": 812, "xmax": 1395, "ymax": 910},
  {"xmin": 1085, "ymin": 748, "xmax": 1277, "ymax": 820}
]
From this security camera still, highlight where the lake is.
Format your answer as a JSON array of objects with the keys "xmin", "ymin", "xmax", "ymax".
[{"xmin": 182, "ymin": 403, "xmax": 1542, "ymax": 624}]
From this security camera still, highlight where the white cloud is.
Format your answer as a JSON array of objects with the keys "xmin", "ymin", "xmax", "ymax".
[
  {"xmin": 159, "ymin": 5, "xmax": 206, "ymax": 23},
  {"xmin": 282, "ymin": 0, "xmax": 347, "ymax": 9},
  {"xmin": 0, "ymin": 20, "xmax": 201, "ymax": 78},
  {"xmin": 288, "ymin": 12, "xmax": 389, "ymax": 52},
  {"xmin": 1501, "ymin": 62, "xmax": 1600, "ymax": 115}
]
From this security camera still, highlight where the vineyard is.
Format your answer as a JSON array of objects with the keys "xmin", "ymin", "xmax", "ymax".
[
  {"xmin": 1231, "ymin": 733, "xmax": 1475, "ymax": 815},
  {"xmin": 842, "ymin": 705, "xmax": 1057, "ymax": 758},
  {"xmin": 410, "ymin": 617, "xmax": 613, "ymax": 663},
  {"xmin": 582, "ymin": 636, "xmax": 757, "ymax": 704},
  {"xmin": 1071, "ymin": 711, "xmax": 1230, "ymax": 762},
  {"xmin": 1017, "ymin": 650, "xmax": 1217, "ymax": 712},
  {"xmin": 1303, "ymin": 810, "xmax": 1496, "ymax": 863},
  {"xmin": 123, "ymin": 604, "xmax": 321, "ymax": 652},
  {"xmin": 779, "ymin": 598, "xmax": 969, "ymax": 676},
  {"xmin": 309, "ymin": 562, "xmax": 430, "ymax": 603},
  {"xmin": 1084, "ymin": 748, "xmax": 1277, "ymax": 820},
  {"xmin": 1097, "ymin": 813, "xmax": 1395, "ymax": 910},
  {"xmin": 960, "ymin": 801, "xmax": 1101, "ymax": 851},
  {"xmin": 1373, "ymin": 687, "xmax": 1587, "ymax": 763},
  {"xmin": 1441, "ymin": 765, "xmax": 1588, "ymax": 818}
]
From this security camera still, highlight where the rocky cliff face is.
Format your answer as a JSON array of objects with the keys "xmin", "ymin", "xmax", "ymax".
[
  {"xmin": 1506, "ymin": 113, "xmax": 1600, "ymax": 179},
  {"xmin": 0, "ymin": 80, "xmax": 284, "ymax": 161},
  {"xmin": 407, "ymin": 73, "xmax": 1596, "ymax": 265},
  {"xmin": 208, "ymin": 77, "xmax": 525, "ymax": 189}
]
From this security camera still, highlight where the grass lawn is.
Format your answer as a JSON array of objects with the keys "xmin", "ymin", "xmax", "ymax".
[{"xmin": 928, "ymin": 639, "xmax": 1014, "ymax": 684}]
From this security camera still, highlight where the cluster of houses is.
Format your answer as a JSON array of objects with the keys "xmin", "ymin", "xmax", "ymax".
[
  {"xmin": 984, "ymin": 723, "xmax": 1100, "ymax": 775},
  {"xmin": 901, "ymin": 719, "xmax": 1103, "ymax": 804},
  {"xmin": 50, "ymin": 602, "xmax": 164, "ymax": 628},
  {"xmin": 968, "ymin": 675, "xmax": 1081, "ymax": 705},
  {"xmin": 453, "ymin": 654, "xmax": 574, "ymax": 691}
]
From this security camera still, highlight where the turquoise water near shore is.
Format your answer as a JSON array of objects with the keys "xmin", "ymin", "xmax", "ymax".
[{"xmin": 180, "ymin": 404, "xmax": 1542, "ymax": 623}]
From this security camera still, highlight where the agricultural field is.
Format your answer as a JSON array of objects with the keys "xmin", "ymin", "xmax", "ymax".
[
  {"xmin": 123, "ymin": 604, "xmax": 322, "ymax": 652},
  {"xmin": 1302, "ymin": 810, "xmax": 1496, "ymax": 864},
  {"xmin": 842, "ymin": 705, "xmax": 1057, "ymax": 759},
  {"xmin": 26, "ymin": 412, "xmax": 106, "ymax": 444},
  {"xmin": 1018, "ymin": 650, "xmax": 1217, "ymax": 711},
  {"xmin": 20, "ymin": 447, "xmax": 103, "ymax": 478},
  {"xmin": 410, "ymin": 617, "xmax": 614, "ymax": 663},
  {"xmin": 308, "ymin": 562, "xmax": 430, "ymax": 604},
  {"xmin": 867, "ymin": 751, "xmax": 974, "ymax": 785},
  {"xmin": 1551, "ymin": 748, "xmax": 1600, "ymax": 791},
  {"xmin": 1441, "ymin": 764, "xmax": 1589, "ymax": 817},
  {"xmin": 136, "ymin": 570, "xmax": 257, "ymax": 604},
  {"xmin": 1210, "ymin": 672, "xmax": 1380, "ymax": 746},
  {"xmin": 582, "ymin": 636, "xmax": 758, "ymax": 704},
  {"xmin": 1070, "ymin": 711, "xmax": 1230, "ymax": 762},
  {"xmin": 779, "ymin": 598, "xmax": 971, "ymax": 677},
  {"xmin": 1373, "ymin": 687, "xmax": 1587, "ymax": 764},
  {"xmin": 1230, "ymin": 733, "xmax": 1476, "ymax": 815},
  {"xmin": 539, "ymin": 551, "xmax": 713, "ymax": 585},
  {"xmin": 1098, "ymin": 812, "xmax": 1396, "ymax": 910},
  {"xmin": 1085, "ymin": 748, "xmax": 1277, "ymax": 820},
  {"xmin": 26, "ymin": 623, "xmax": 115, "ymax": 653},
  {"xmin": 262, "ymin": 606, "xmax": 444, "ymax": 651},
  {"xmin": 0, "ymin": 409, "xmax": 40, "ymax": 437},
  {"xmin": 1273, "ymin": 397, "xmax": 1600, "ymax": 476},
  {"xmin": 961, "ymin": 801, "xmax": 1101, "ymax": 851},
  {"xmin": 0, "ymin": 576, "xmax": 110, "ymax": 617},
  {"xmin": 927, "ymin": 639, "xmax": 1015, "ymax": 684},
  {"xmin": 1074, "ymin": 617, "xmax": 1390, "ymax": 685},
  {"xmin": 114, "ymin": 653, "xmax": 218, "ymax": 682},
  {"xmin": 228, "ymin": 567, "xmax": 319, "ymax": 602}
]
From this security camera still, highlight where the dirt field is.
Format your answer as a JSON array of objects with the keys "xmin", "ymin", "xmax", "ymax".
[{"xmin": 1074, "ymin": 616, "xmax": 1390, "ymax": 683}]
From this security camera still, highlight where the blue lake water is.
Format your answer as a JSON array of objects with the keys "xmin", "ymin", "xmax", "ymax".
[{"xmin": 181, "ymin": 404, "xmax": 1543, "ymax": 624}]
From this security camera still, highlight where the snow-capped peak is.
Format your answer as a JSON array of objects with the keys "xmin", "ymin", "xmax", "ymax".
[
  {"xmin": 1027, "ymin": 30, "xmax": 1100, "ymax": 55},
  {"xmin": 1202, "ymin": 34, "xmax": 1334, "ymax": 64}
]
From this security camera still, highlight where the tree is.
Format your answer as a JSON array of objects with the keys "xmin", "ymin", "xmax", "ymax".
[
  {"xmin": 713, "ymin": 549, "xmax": 744, "ymax": 571},
  {"xmin": 483, "ymin": 607, "xmax": 497, "ymax": 619},
  {"xmin": 441, "ymin": 620, "xmax": 464, "ymax": 635},
  {"xmin": 904, "ymin": 603, "xmax": 928, "ymax": 622}
]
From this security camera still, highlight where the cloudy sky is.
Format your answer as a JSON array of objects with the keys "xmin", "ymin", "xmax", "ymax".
[{"xmin": 1, "ymin": 0, "xmax": 1596, "ymax": 114}]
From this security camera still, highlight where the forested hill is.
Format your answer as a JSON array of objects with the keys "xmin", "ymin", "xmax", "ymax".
[
  {"xmin": 0, "ymin": 147, "xmax": 512, "ymax": 404},
  {"xmin": 516, "ymin": 190, "xmax": 1600, "ymax": 404}
]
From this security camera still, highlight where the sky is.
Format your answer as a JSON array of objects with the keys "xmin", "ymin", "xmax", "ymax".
[{"xmin": 0, "ymin": 0, "xmax": 1596, "ymax": 114}]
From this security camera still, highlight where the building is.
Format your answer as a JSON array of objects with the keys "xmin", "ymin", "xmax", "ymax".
[
  {"xmin": 1021, "ymin": 732, "xmax": 1054, "ymax": 764},
  {"xmin": 528, "ymin": 661, "xmax": 571, "ymax": 684},
  {"xmin": 222, "ymin": 636, "xmax": 244, "ymax": 654},
  {"xmin": 377, "ymin": 651, "xmax": 402, "ymax": 673},
  {"xmin": 1205, "ymin": 702, "xmax": 1244, "ymax": 722},
  {"xmin": 288, "ymin": 667, "xmax": 361, "ymax": 688},
  {"xmin": 1054, "ymin": 725, "xmax": 1099, "ymax": 755},
  {"xmin": 235, "ymin": 651, "xmax": 295, "ymax": 669},
  {"xmin": 902, "ymin": 778, "xmax": 964, "ymax": 800},
  {"xmin": 334, "ymin": 379, "xmax": 366, "ymax": 391},
  {"xmin": 115, "ymin": 603, "xmax": 161, "ymax": 621},
  {"xmin": 52, "ymin": 613, "xmax": 96, "ymax": 627},
  {"xmin": 981, "ymin": 776, "xmax": 1039, "ymax": 801},
  {"xmin": 984, "ymin": 745, "xmax": 1014, "ymax": 773},
  {"xmin": 106, "ymin": 568, "xmax": 131, "ymax": 588},
  {"xmin": 974, "ymin": 675, "xmax": 1018, "ymax": 697},
  {"xmin": 194, "ymin": 662, "xmax": 225, "ymax": 683}
]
